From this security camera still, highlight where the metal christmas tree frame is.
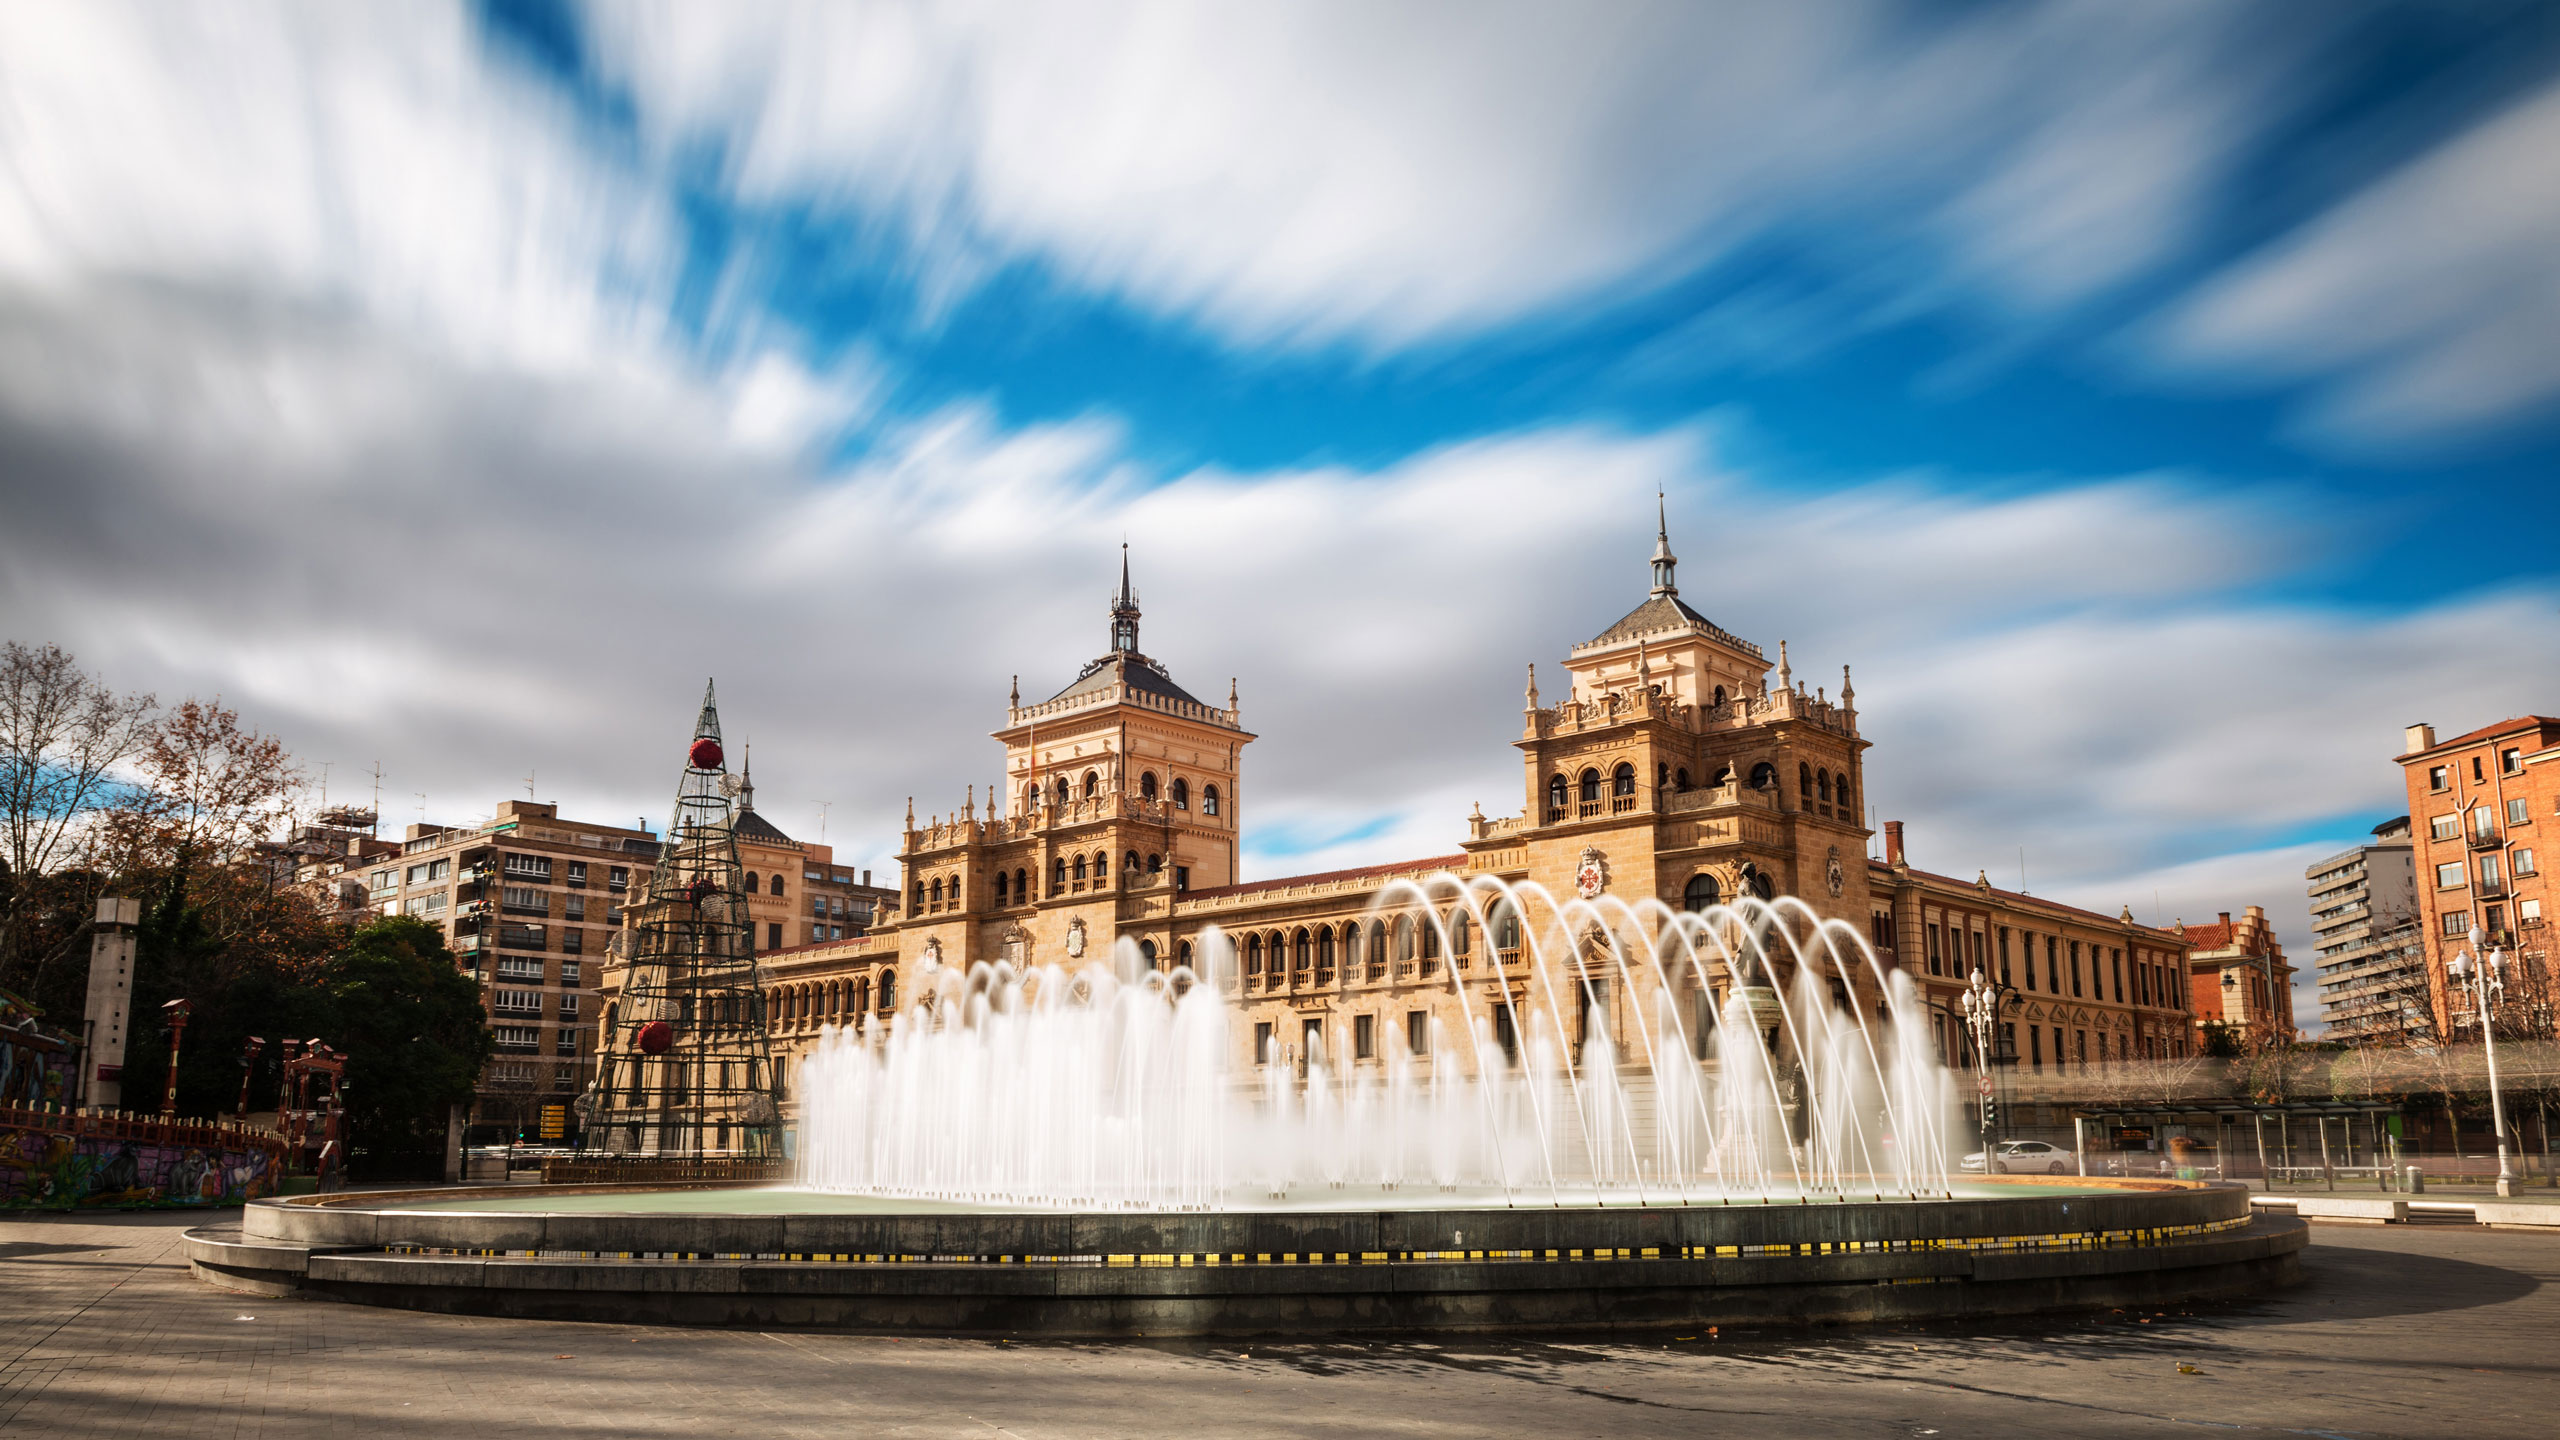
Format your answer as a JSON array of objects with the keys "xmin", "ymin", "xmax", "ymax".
[{"xmin": 579, "ymin": 681, "xmax": 782, "ymax": 1160}]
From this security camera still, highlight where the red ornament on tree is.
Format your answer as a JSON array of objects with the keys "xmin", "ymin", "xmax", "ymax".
[
  {"xmin": 688, "ymin": 737, "xmax": 724, "ymax": 770},
  {"xmin": 636, "ymin": 1020, "xmax": 673, "ymax": 1055}
]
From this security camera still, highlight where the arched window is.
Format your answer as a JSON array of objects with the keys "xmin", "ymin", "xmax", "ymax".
[
  {"xmin": 1817, "ymin": 768, "xmax": 1832, "ymax": 804},
  {"xmin": 1092, "ymin": 851, "xmax": 1108, "ymax": 883},
  {"xmin": 1246, "ymin": 935, "xmax": 1263, "ymax": 974},
  {"xmin": 1023, "ymin": 783, "xmax": 1040, "ymax": 814},
  {"xmin": 1147, "ymin": 852, "xmax": 1163, "ymax": 874},
  {"xmin": 1172, "ymin": 778, "xmax": 1190, "ymax": 810},
  {"xmin": 1675, "ymin": 767, "xmax": 1690, "ymax": 791},
  {"xmin": 994, "ymin": 871, "xmax": 1008, "ymax": 905},
  {"xmin": 1345, "ymin": 924, "xmax": 1365, "ymax": 967},
  {"xmin": 1578, "ymin": 768, "xmax": 1601, "ymax": 804},
  {"xmin": 1139, "ymin": 938, "xmax": 1158, "ymax": 966},
  {"xmin": 1316, "ymin": 927, "xmax": 1334, "ymax": 967},
  {"xmin": 1451, "ymin": 911, "xmax": 1471, "ymax": 955},
  {"xmin": 1203, "ymin": 784, "xmax": 1220, "ymax": 816},
  {"xmin": 1709, "ymin": 763, "xmax": 1732, "ymax": 788},
  {"xmin": 1370, "ymin": 920, "xmax": 1388, "ymax": 966},
  {"xmin": 852, "ymin": 976, "xmax": 869, "ymax": 1011},
  {"xmin": 1073, "ymin": 854, "xmax": 1088, "ymax": 882},
  {"xmin": 1749, "ymin": 762, "xmax": 1777, "ymax": 792},
  {"xmin": 1293, "ymin": 929, "xmax": 1311, "ymax": 970},
  {"xmin": 1051, "ymin": 857, "xmax": 1066, "ymax": 891},
  {"xmin": 1395, "ymin": 915, "xmax": 1416, "ymax": 961},
  {"xmin": 912, "ymin": 879, "xmax": 924, "ymax": 908},
  {"xmin": 1798, "ymin": 763, "xmax": 1812, "ymax": 805},
  {"xmin": 1124, "ymin": 849, "xmax": 1142, "ymax": 877},
  {"xmin": 1835, "ymin": 771, "xmax": 1853, "ymax": 817},
  {"xmin": 1684, "ymin": 872, "xmax": 1720, "ymax": 912},
  {"xmin": 1657, "ymin": 762, "xmax": 1669, "ymax": 792},
  {"xmin": 1420, "ymin": 916, "xmax": 1441, "ymax": 958},
  {"xmin": 929, "ymin": 877, "xmax": 943, "ymax": 905},
  {"xmin": 1082, "ymin": 770, "xmax": 1100, "ymax": 800},
  {"xmin": 1712, "ymin": 684, "xmax": 1727, "ymax": 707},
  {"xmin": 1178, "ymin": 939, "xmax": 1193, "ymax": 968},
  {"xmin": 1612, "ymin": 762, "xmax": 1636, "ymax": 798},
  {"xmin": 1140, "ymin": 771, "xmax": 1159, "ymax": 801},
  {"xmin": 1054, "ymin": 777, "xmax": 1070, "ymax": 808},
  {"xmin": 744, "ymin": 871, "xmax": 759, "ymax": 893},
  {"xmin": 1547, "ymin": 773, "xmax": 1568, "ymax": 813},
  {"xmin": 876, "ymin": 969, "xmax": 896, "ymax": 1009},
  {"xmin": 1491, "ymin": 900, "xmax": 1520, "ymax": 951},
  {"xmin": 1013, "ymin": 867, "xmax": 1027, "ymax": 900},
  {"xmin": 769, "ymin": 873, "xmax": 784, "ymax": 896}
]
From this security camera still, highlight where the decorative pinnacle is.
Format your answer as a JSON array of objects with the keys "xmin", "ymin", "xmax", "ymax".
[
  {"xmin": 1109, "ymin": 544, "xmax": 1141, "ymax": 654},
  {"xmin": 1524, "ymin": 662, "xmax": 1539, "ymax": 708},
  {"xmin": 1778, "ymin": 640, "xmax": 1792, "ymax": 690},
  {"xmin": 1649, "ymin": 490, "xmax": 1679, "ymax": 598}
]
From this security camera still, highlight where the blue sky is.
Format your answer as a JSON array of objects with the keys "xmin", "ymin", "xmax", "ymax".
[{"xmin": 4, "ymin": 2, "xmax": 2560, "ymax": 1028}]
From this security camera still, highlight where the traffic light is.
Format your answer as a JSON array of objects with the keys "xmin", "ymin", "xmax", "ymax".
[{"xmin": 1980, "ymin": 1098, "xmax": 1998, "ymax": 1130}]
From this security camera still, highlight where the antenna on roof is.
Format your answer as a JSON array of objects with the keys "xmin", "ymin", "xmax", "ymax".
[{"xmin": 2019, "ymin": 846, "xmax": 2027, "ymax": 895}]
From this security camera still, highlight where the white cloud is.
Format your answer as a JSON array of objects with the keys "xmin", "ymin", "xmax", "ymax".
[
  {"xmin": 582, "ymin": 0, "xmax": 2301, "ymax": 351},
  {"xmin": 2156, "ymin": 75, "xmax": 2560, "ymax": 445}
]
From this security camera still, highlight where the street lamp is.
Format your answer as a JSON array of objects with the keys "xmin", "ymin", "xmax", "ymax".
[
  {"xmin": 1958, "ymin": 967, "xmax": 2010, "ymax": 1156},
  {"xmin": 2448, "ymin": 925, "xmax": 2518, "ymax": 1198}
]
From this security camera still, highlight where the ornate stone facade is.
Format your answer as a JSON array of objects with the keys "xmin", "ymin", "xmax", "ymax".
[{"xmin": 744, "ymin": 517, "xmax": 2195, "ymax": 1108}]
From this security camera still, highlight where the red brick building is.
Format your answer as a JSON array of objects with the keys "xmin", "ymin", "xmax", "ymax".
[
  {"xmin": 2397, "ymin": 717, "xmax": 2560, "ymax": 1040},
  {"xmin": 2175, "ymin": 905, "xmax": 2294, "ymax": 1045}
]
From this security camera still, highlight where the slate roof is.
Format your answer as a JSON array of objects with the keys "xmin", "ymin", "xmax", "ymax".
[
  {"xmin": 734, "ymin": 807, "xmax": 796, "ymax": 846},
  {"xmin": 1045, "ymin": 652, "xmax": 1207, "ymax": 708},
  {"xmin": 1583, "ymin": 594, "xmax": 1764, "ymax": 657}
]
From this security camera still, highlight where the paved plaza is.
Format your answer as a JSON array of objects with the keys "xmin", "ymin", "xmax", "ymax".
[{"xmin": 2, "ymin": 1211, "xmax": 2552, "ymax": 1439}]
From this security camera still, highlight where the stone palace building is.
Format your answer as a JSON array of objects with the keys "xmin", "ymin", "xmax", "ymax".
[{"xmin": 734, "ymin": 518, "xmax": 2198, "ymax": 1123}]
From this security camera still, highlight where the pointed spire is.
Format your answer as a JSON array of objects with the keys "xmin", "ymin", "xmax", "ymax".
[
  {"xmin": 1840, "ymin": 664, "xmax": 1854, "ymax": 705},
  {"xmin": 1109, "ymin": 544, "xmax": 1141, "ymax": 653},
  {"xmin": 1010, "ymin": 674, "xmax": 1020, "ymax": 709},
  {"xmin": 738, "ymin": 740, "xmax": 755, "ymax": 812},
  {"xmin": 1778, "ymin": 640, "xmax": 1792, "ymax": 691},
  {"xmin": 1525, "ymin": 661, "xmax": 1539, "ymax": 709},
  {"xmin": 1228, "ymin": 676, "xmax": 1238, "ymax": 714},
  {"xmin": 1649, "ymin": 489, "xmax": 1679, "ymax": 598}
]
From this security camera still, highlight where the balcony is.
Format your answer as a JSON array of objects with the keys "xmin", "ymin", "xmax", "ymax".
[
  {"xmin": 2470, "ymin": 825, "xmax": 2503, "ymax": 849},
  {"xmin": 2477, "ymin": 876, "xmax": 2507, "ymax": 898}
]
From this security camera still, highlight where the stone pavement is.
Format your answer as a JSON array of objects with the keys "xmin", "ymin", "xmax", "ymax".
[{"xmin": 3, "ymin": 1211, "xmax": 2554, "ymax": 1439}]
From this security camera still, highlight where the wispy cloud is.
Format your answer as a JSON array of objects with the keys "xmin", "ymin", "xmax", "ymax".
[
  {"xmin": 2155, "ymin": 74, "xmax": 2560, "ymax": 447},
  {"xmin": 582, "ymin": 0, "xmax": 2313, "ymax": 353}
]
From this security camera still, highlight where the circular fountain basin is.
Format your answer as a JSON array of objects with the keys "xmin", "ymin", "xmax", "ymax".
[{"xmin": 183, "ymin": 1177, "xmax": 2302, "ymax": 1336}]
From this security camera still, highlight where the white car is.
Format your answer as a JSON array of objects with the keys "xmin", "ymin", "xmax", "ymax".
[{"xmin": 1959, "ymin": 1140, "xmax": 2072, "ymax": 1175}]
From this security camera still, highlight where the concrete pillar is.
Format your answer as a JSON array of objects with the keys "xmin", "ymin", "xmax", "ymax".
[{"xmin": 81, "ymin": 897, "xmax": 141, "ymax": 1109}]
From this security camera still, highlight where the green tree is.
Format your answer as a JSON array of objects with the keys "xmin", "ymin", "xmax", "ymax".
[{"xmin": 320, "ymin": 916, "xmax": 493, "ymax": 1169}]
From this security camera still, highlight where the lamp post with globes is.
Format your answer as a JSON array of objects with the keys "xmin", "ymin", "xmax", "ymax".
[
  {"xmin": 2448, "ymin": 924, "xmax": 2518, "ymax": 1198},
  {"xmin": 1959, "ymin": 967, "xmax": 2012, "ymax": 1159}
]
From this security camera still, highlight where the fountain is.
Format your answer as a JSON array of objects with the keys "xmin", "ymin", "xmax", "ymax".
[
  {"xmin": 186, "ymin": 873, "xmax": 2306, "ymax": 1333},
  {"xmin": 795, "ymin": 878, "xmax": 1957, "ymax": 1211}
]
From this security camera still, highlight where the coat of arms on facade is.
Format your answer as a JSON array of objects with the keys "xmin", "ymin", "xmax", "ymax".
[
  {"xmin": 921, "ymin": 936, "xmax": 943, "ymax": 969},
  {"xmin": 1001, "ymin": 926, "xmax": 1027, "ymax": 968},
  {"xmin": 1825, "ymin": 846, "xmax": 1845, "ymax": 898},
  {"xmin": 1066, "ymin": 917, "xmax": 1088, "ymax": 959},
  {"xmin": 1574, "ymin": 846, "xmax": 1609, "ymax": 899}
]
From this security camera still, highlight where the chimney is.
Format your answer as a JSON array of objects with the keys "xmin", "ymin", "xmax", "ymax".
[
  {"xmin": 862, "ymin": 869, "xmax": 871, "ymax": 886},
  {"xmin": 2218, "ymin": 911, "xmax": 2232, "ymax": 928},
  {"xmin": 1884, "ymin": 820, "xmax": 1905, "ymax": 867},
  {"xmin": 2404, "ymin": 722, "xmax": 2435, "ymax": 753}
]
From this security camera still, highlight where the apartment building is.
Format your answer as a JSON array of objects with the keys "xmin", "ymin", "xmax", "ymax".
[
  {"xmin": 2307, "ymin": 816, "xmax": 2426, "ymax": 1042},
  {"xmin": 367, "ymin": 799, "xmax": 659, "ymax": 1140},
  {"xmin": 2399, "ymin": 717, "xmax": 2560, "ymax": 1039}
]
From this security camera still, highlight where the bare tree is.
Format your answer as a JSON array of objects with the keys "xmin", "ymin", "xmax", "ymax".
[{"xmin": 0, "ymin": 642, "xmax": 156, "ymax": 983}]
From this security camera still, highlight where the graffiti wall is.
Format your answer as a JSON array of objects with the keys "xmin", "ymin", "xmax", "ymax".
[{"xmin": 1, "ymin": 1108, "xmax": 287, "ymax": 1210}]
